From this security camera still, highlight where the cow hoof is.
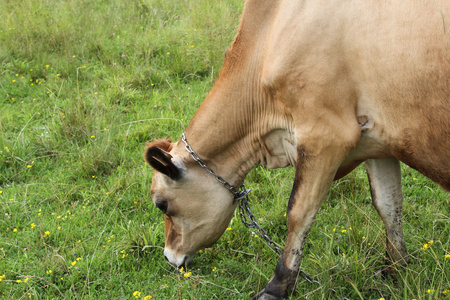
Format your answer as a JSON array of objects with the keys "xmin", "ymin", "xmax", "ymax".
[{"xmin": 253, "ymin": 290, "xmax": 282, "ymax": 300}]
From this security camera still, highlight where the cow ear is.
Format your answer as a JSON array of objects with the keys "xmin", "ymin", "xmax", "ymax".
[{"xmin": 145, "ymin": 146, "xmax": 181, "ymax": 180}]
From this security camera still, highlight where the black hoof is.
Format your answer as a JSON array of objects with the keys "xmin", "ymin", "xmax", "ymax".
[{"xmin": 253, "ymin": 290, "xmax": 282, "ymax": 300}]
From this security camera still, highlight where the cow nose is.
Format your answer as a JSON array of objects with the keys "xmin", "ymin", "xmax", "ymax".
[
  {"xmin": 164, "ymin": 254, "xmax": 187, "ymax": 269},
  {"xmin": 164, "ymin": 248, "xmax": 191, "ymax": 268}
]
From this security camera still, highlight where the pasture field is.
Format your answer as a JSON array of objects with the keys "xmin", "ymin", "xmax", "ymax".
[{"xmin": 0, "ymin": 0, "xmax": 449, "ymax": 299}]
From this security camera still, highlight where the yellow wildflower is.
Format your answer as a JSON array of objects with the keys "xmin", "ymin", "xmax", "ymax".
[
  {"xmin": 133, "ymin": 291, "xmax": 141, "ymax": 298},
  {"xmin": 30, "ymin": 223, "xmax": 35, "ymax": 229},
  {"xmin": 183, "ymin": 272, "xmax": 192, "ymax": 278},
  {"xmin": 0, "ymin": 275, "xmax": 5, "ymax": 282},
  {"xmin": 44, "ymin": 231, "xmax": 50, "ymax": 236},
  {"xmin": 13, "ymin": 228, "xmax": 18, "ymax": 233},
  {"xmin": 445, "ymin": 254, "xmax": 450, "ymax": 259}
]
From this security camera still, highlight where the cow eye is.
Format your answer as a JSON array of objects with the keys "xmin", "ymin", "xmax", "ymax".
[{"xmin": 155, "ymin": 200, "xmax": 168, "ymax": 214}]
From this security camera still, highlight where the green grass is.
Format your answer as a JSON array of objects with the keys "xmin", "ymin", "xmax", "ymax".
[{"xmin": 0, "ymin": 0, "xmax": 449, "ymax": 299}]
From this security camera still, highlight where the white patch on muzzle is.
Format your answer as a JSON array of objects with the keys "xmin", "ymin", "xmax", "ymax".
[{"xmin": 164, "ymin": 248, "xmax": 194, "ymax": 268}]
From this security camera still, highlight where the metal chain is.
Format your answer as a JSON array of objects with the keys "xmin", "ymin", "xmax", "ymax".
[
  {"xmin": 238, "ymin": 188, "xmax": 320, "ymax": 286},
  {"xmin": 182, "ymin": 134, "xmax": 281, "ymax": 251},
  {"xmin": 182, "ymin": 133, "xmax": 238, "ymax": 195},
  {"xmin": 181, "ymin": 132, "xmax": 321, "ymax": 287},
  {"xmin": 237, "ymin": 186, "xmax": 283, "ymax": 255}
]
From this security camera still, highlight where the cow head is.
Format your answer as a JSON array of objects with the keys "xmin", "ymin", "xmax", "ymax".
[{"xmin": 145, "ymin": 138, "xmax": 237, "ymax": 267}]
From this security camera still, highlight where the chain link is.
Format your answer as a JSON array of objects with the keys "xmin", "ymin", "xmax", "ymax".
[
  {"xmin": 181, "ymin": 133, "xmax": 321, "ymax": 287},
  {"xmin": 237, "ymin": 188, "xmax": 322, "ymax": 286},
  {"xmin": 237, "ymin": 186, "xmax": 283, "ymax": 255},
  {"xmin": 182, "ymin": 133, "xmax": 284, "ymax": 254},
  {"xmin": 182, "ymin": 133, "xmax": 238, "ymax": 195}
]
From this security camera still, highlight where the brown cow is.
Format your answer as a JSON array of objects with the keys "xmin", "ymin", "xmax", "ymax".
[{"xmin": 145, "ymin": 0, "xmax": 450, "ymax": 299}]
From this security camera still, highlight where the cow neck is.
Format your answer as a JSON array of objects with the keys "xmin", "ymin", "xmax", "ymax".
[
  {"xmin": 182, "ymin": 73, "xmax": 287, "ymax": 190},
  {"xmin": 181, "ymin": 0, "xmax": 286, "ymax": 188}
]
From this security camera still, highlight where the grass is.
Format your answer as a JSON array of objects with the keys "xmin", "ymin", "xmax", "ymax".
[{"xmin": 0, "ymin": 0, "xmax": 448, "ymax": 299}]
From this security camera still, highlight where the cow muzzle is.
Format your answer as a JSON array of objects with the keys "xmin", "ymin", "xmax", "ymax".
[{"xmin": 164, "ymin": 248, "xmax": 194, "ymax": 268}]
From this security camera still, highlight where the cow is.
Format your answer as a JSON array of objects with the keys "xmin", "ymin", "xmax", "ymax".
[{"xmin": 145, "ymin": 1, "xmax": 450, "ymax": 299}]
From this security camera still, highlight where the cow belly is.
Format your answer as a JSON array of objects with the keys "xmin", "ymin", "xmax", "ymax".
[
  {"xmin": 390, "ymin": 126, "xmax": 450, "ymax": 190},
  {"xmin": 357, "ymin": 77, "xmax": 450, "ymax": 189},
  {"xmin": 335, "ymin": 125, "xmax": 393, "ymax": 180},
  {"xmin": 354, "ymin": 95, "xmax": 450, "ymax": 189},
  {"xmin": 350, "ymin": 58, "xmax": 450, "ymax": 189},
  {"xmin": 352, "ymin": 99, "xmax": 450, "ymax": 190}
]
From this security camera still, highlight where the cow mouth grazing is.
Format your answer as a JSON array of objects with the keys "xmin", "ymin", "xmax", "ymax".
[{"xmin": 164, "ymin": 248, "xmax": 195, "ymax": 268}]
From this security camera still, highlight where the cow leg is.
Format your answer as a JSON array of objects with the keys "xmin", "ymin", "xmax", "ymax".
[
  {"xmin": 365, "ymin": 158, "xmax": 410, "ymax": 266},
  {"xmin": 254, "ymin": 149, "xmax": 342, "ymax": 299}
]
